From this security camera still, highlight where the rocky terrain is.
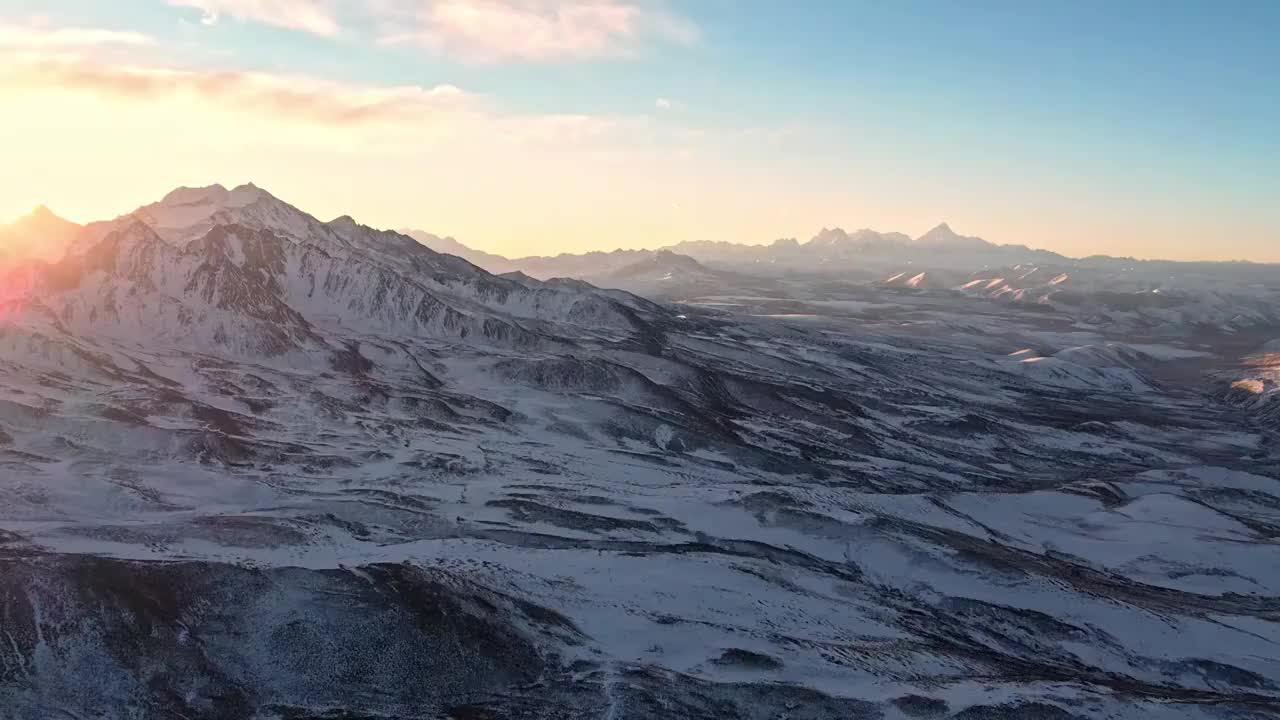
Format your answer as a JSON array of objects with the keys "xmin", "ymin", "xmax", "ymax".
[{"xmin": 0, "ymin": 186, "xmax": 1278, "ymax": 719}]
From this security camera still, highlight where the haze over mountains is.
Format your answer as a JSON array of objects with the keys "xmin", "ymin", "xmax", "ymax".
[
  {"xmin": 0, "ymin": 185, "xmax": 1278, "ymax": 719},
  {"xmin": 400, "ymin": 221, "xmax": 1067, "ymax": 279},
  {"xmin": 401, "ymin": 219, "xmax": 1271, "ymax": 283},
  {"xmin": 0, "ymin": 204, "xmax": 82, "ymax": 264},
  {"xmin": 398, "ymin": 219, "xmax": 1280, "ymax": 333},
  {"xmin": 5, "ymin": 198, "xmax": 1266, "ymax": 283}
]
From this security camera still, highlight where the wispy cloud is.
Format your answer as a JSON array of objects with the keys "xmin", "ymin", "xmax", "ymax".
[
  {"xmin": 655, "ymin": 97, "xmax": 671, "ymax": 110},
  {"xmin": 0, "ymin": 48, "xmax": 626, "ymax": 151},
  {"xmin": 380, "ymin": 0, "xmax": 697, "ymax": 62},
  {"xmin": 167, "ymin": 0, "xmax": 340, "ymax": 36},
  {"xmin": 3, "ymin": 55, "xmax": 470, "ymax": 125},
  {"xmin": 163, "ymin": 1, "xmax": 696, "ymax": 62},
  {"xmin": 0, "ymin": 24, "xmax": 156, "ymax": 48}
]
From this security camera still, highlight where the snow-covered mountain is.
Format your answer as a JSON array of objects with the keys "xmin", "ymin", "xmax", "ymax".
[
  {"xmin": 400, "ymin": 227, "xmax": 515, "ymax": 272},
  {"xmin": 399, "ymin": 221, "xmax": 1068, "ymax": 279},
  {"xmin": 913, "ymin": 221, "xmax": 992, "ymax": 249},
  {"xmin": 2, "ymin": 184, "xmax": 1279, "ymax": 719},
  {"xmin": 0, "ymin": 204, "xmax": 82, "ymax": 264},
  {"xmin": 397, "ymin": 223, "xmax": 1280, "ymax": 333},
  {"xmin": 25, "ymin": 185, "xmax": 663, "ymax": 357}
]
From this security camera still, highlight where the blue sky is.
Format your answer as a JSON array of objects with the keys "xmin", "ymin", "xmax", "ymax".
[{"xmin": 1, "ymin": 0, "xmax": 1276, "ymax": 260}]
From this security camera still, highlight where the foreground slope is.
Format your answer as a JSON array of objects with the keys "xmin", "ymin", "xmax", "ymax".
[{"xmin": 0, "ymin": 185, "xmax": 1278, "ymax": 719}]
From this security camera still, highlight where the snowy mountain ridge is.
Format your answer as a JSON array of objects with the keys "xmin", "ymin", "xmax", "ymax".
[
  {"xmin": 8, "ymin": 185, "xmax": 665, "ymax": 362},
  {"xmin": 0, "ymin": 184, "xmax": 1277, "ymax": 719}
]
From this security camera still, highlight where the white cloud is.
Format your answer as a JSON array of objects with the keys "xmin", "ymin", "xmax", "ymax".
[
  {"xmin": 655, "ymin": 97, "xmax": 671, "ymax": 110},
  {"xmin": 376, "ymin": 0, "xmax": 698, "ymax": 63},
  {"xmin": 167, "ymin": 0, "xmax": 340, "ymax": 36}
]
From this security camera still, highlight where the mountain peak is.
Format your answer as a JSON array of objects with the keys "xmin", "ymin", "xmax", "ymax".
[
  {"xmin": 128, "ymin": 182, "xmax": 309, "ymax": 246},
  {"xmin": 156, "ymin": 183, "xmax": 270, "ymax": 210},
  {"xmin": 916, "ymin": 222, "xmax": 992, "ymax": 249},
  {"xmin": 29, "ymin": 204, "xmax": 58, "ymax": 221},
  {"xmin": 7, "ymin": 204, "xmax": 78, "ymax": 231},
  {"xmin": 808, "ymin": 227, "xmax": 851, "ymax": 246},
  {"xmin": 0, "ymin": 203, "xmax": 83, "ymax": 263},
  {"xmin": 918, "ymin": 222, "xmax": 957, "ymax": 241},
  {"xmin": 606, "ymin": 249, "xmax": 710, "ymax": 282},
  {"xmin": 161, "ymin": 184, "xmax": 229, "ymax": 205},
  {"xmin": 229, "ymin": 182, "xmax": 271, "ymax": 204}
]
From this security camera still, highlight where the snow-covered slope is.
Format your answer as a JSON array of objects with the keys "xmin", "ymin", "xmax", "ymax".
[
  {"xmin": 37, "ymin": 185, "xmax": 664, "ymax": 356},
  {"xmin": 1, "ymin": 184, "xmax": 1278, "ymax": 720},
  {"xmin": 1002, "ymin": 344, "xmax": 1159, "ymax": 392}
]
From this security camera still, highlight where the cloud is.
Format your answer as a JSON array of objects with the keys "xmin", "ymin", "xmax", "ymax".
[
  {"xmin": 0, "ymin": 24, "xmax": 156, "ymax": 48},
  {"xmin": 167, "ymin": 0, "xmax": 340, "ymax": 36},
  {"xmin": 162, "ymin": 1, "xmax": 698, "ymax": 63},
  {"xmin": 1, "ymin": 55, "xmax": 473, "ymax": 125},
  {"xmin": 377, "ymin": 0, "xmax": 698, "ymax": 62},
  {"xmin": 655, "ymin": 97, "xmax": 671, "ymax": 110},
  {"xmin": 0, "ymin": 49, "xmax": 626, "ymax": 151}
]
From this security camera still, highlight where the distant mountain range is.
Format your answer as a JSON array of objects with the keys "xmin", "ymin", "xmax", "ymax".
[
  {"xmin": 400, "ymin": 222, "xmax": 1070, "ymax": 280},
  {"xmin": 393, "ymin": 221, "xmax": 1280, "ymax": 315},
  {"xmin": 5, "ymin": 204, "xmax": 1265, "ymax": 285},
  {"xmin": 7, "ymin": 202, "xmax": 1269, "ymax": 327}
]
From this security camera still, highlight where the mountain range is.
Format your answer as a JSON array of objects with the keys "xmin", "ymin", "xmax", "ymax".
[
  {"xmin": 0, "ymin": 184, "xmax": 1278, "ymax": 719},
  {"xmin": 397, "ymin": 220, "xmax": 1280, "ymax": 336},
  {"xmin": 401, "ymin": 221, "xmax": 1070, "ymax": 279}
]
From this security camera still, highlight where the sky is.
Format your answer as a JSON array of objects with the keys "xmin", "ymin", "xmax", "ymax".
[{"xmin": 0, "ymin": 0, "xmax": 1276, "ymax": 261}]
